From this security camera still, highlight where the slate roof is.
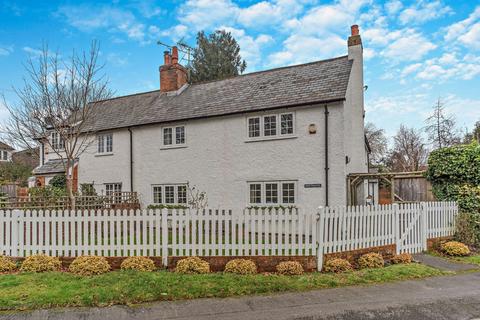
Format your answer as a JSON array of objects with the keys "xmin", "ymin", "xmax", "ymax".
[
  {"xmin": 33, "ymin": 159, "xmax": 66, "ymax": 175},
  {"xmin": 84, "ymin": 55, "xmax": 352, "ymax": 132},
  {"xmin": 0, "ymin": 142, "xmax": 14, "ymax": 150}
]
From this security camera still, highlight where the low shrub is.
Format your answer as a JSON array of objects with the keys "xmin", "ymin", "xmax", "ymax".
[
  {"xmin": 276, "ymin": 261, "xmax": 304, "ymax": 275},
  {"xmin": 20, "ymin": 255, "xmax": 61, "ymax": 273},
  {"xmin": 121, "ymin": 257, "xmax": 156, "ymax": 272},
  {"xmin": 0, "ymin": 255, "xmax": 17, "ymax": 272},
  {"xmin": 224, "ymin": 259, "xmax": 257, "ymax": 275},
  {"xmin": 323, "ymin": 258, "xmax": 352, "ymax": 273},
  {"xmin": 69, "ymin": 256, "xmax": 111, "ymax": 276},
  {"xmin": 441, "ymin": 241, "xmax": 470, "ymax": 256},
  {"xmin": 358, "ymin": 253, "xmax": 384, "ymax": 269},
  {"xmin": 175, "ymin": 257, "xmax": 210, "ymax": 274},
  {"xmin": 390, "ymin": 253, "xmax": 413, "ymax": 264}
]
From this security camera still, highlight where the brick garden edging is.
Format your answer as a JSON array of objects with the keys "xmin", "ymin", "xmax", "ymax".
[{"xmin": 12, "ymin": 256, "xmax": 317, "ymax": 273}]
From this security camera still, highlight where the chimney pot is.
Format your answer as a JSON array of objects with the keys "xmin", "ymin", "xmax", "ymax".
[
  {"xmin": 351, "ymin": 24, "xmax": 359, "ymax": 36},
  {"xmin": 172, "ymin": 46, "xmax": 179, "ymax": 64},
  {"xmin": 164, "ymin": 51, "xmax": 171, "ymax": 65}
]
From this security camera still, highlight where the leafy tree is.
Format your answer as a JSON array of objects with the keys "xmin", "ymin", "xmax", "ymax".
[
  {"xmin": 189, "ymin": 30, "xmax": 247, "ymax": 83},
  {"xmin": 424, "ymin": 98, "xmax": 461, "ymax": 149},
  {"xmin": 364, "ymin": 122, "xmax": 388, "ymax": 168},
  {"xmin": 387, "ymin": 125, "xmax": 428, "ymax": 172}
]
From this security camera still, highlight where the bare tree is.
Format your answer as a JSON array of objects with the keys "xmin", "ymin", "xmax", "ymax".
[
  {"xmin": 388, "ymin": 125, "xmax": 428, "ymax": 172},
  {"xmin": 425, "ymin": 98, "xmax": 461, "ymax": 149},
  {"xmin": 463, "ymin": 120, "xmax": 480, "ymax": 143},
  {"xmin": 365, "ymin": 122, "xmax": 388, "ymax": 168},
  {"xmin": 1, "ymin": 41, "xmax": 111, "ymax": 207}
]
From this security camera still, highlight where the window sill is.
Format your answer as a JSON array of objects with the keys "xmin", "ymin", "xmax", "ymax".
[
  {"xmin": 95, "ymin": 152, "xmax": 114, "ymax": 157},
  {"xmin": 245, "ymin": 135, "xmax": 297, "ymax": 143},
  {"xmin": 160, "ymin": 145, "xmax": 188, "ymax": 150}
]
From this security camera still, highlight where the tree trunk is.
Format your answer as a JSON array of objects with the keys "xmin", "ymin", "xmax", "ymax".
[{"xmin": 66, "ymin": 162, "xmax": 76, "ymax": 210}]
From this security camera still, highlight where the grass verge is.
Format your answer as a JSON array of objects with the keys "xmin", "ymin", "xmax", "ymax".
[
  {"xmin": 0, "ymin": 263, "xmax": 446, "ymax": 311},
  {"xmin": 451, "ymin": 254, "xmax": 480, "ymax": 265}
]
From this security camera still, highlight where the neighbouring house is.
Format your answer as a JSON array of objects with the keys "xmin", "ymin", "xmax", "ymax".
[
  {"xmin": 34, "ymin": 25, "xmax": 369, "ymax": 212},
  {"xmin": 0, "ymin": 142, "xmax": 14, "ymax": 162}
]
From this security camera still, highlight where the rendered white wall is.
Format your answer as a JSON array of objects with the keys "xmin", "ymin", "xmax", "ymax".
[{"xmin": 75, "ymin": 103, "xmax": 348, "ymax": 213}]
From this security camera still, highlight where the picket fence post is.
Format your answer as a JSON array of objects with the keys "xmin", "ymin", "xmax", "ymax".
[
  {"xmin": 393, "ymin": 203, "xmax": 400, "ymax": 254},
  {"xmin": 316, "ymin": 206, "xmax": 325, "ymax": 271},
  {"xmin": 161, "ymin": 209, "xmax": 168, "ymax": 267},
  {"xmin": 11, "ymin": 210, "xmax": 21, "ymax": 257},
  {"xmin": 421, "ymin": 202, "xmax": 428, "ymax": 251}
]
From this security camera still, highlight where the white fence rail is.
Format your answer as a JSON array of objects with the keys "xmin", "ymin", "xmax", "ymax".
[{"xmin": 0, "ymin": 202, "xmax": 457, "ymax": 270}]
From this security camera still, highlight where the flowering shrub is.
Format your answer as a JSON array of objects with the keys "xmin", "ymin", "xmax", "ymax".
[
  {"xmin": 224, "ymin": 259, "xmax": 257, "ymax": 275},
  {"xmin": 69, "ymin": 256, "xmax": 111, "ymax": 276},
  {"xmin": 121, "ymin": 257, "xmax": 156, "ymax": 272},
  {"xmin": 390, "ymin": 253, "xmax": 413, "ymax": 264},
  {"xmin": 358, "ymin": 253, "xmax": 384, "ymax": 269},
  {"xmin": 0, "ymin": 255, "xmax": 17, "ymax": 272},
  {"xmin": 175, "ymin": 257, "xmax": 210, "ymax": 274},
  {"xmin": 276, "ymin": 261, "xmax": 304, "ymax": 275},
  {"xmin": 323, "ymin": 258, "xmax": 352, "ymax": 273},
  {"xmin": 441, "ymin": 241, "xmax": 470, "ymax": 256},
  {"xmin": 20, "ymin": 255, "xmax": 61, "ymax": 273}
]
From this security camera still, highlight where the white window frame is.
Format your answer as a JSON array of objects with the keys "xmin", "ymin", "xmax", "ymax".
[
  {"xmin": 105, "ymin": 183, "xmax": 122, "ymax": 202},
  {"xmin": 50, "ymin": 131, "xmax": 65, "ymax": 151},
  {"xmin": 152, "ymin": 184, "xmax": 188, "ymax": 205},
  {"xmin": 247, "ymin": 181, "xmax": 297, "ymax": 206},
  {"xmin": 161, "ymin": 125, "xmax": 187, "ymax": 148},
  {"xmin": 0, "ymin": 150, "xmax": 8, "ymax": 161},
  {"xmin": 97, "ymin": 133, "xmax": 113, "ymax": 155},
  {"xmin": 246, "ymin": 112, "xmax": 295, "ymax": 141}
]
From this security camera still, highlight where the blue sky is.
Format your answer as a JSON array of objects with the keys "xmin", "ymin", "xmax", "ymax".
[{"xmin": 1, "ymin": 0, "xmax": 479, "ymax": 138}]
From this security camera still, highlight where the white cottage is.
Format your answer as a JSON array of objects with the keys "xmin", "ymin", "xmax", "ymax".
[{"xmin": 35, "ymin": 25, "xmax": 369, "ymax": 213}]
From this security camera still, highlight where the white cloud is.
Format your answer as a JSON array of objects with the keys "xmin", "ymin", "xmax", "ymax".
[
  {"xmin": 268, "ymin": 34, "xmax": 345, "ymax": 67},
  {"xmin": 23, "ymin": 46, "xmax": 44, "ymax": 57},
  {"xmin": 238, "ymin": 0, "xmax": 305, "ymax": 28},
  {"xmin": 458, "ymin": 22, "xmax": 480, "ymax": 50},
  {"xmin": 384, "ymin": 0, "xmax": 402, "ymax": 15},
  {"xmin": 444, "ymin": 6, "xmax": 480, "ymax": 42},
  {"xmin": 57, "ymin": 5, "xmax": 148, "ymax": 43},
  {"xmin": 399, "ymin": 1, "xmax": 452, "ymax": 25},
  {"xmin": 178, "ymin": 0, "xmax": 237, "ymax": 31},
  {"xmin": 381, "ymin": 32, "xmax": 436, "ymax": 61},
  {"xmin": 0, "ymin": 45, "xmax": 13, "ymax": 56},
  {"xmin": 414, "ymin": 53, "xmax": 480, "ymax": 81},
  {"xmin": 401, "ymin": 63, "xmax": 422, "ymax": 77}
]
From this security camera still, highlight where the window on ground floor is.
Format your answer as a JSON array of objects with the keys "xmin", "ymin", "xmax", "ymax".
[
  {"xmin": 152, "ymin": 184, "xmax": 188, "ymax": 205},
  {"xmin": 247, "ymin": 181, "xmax": 296, "ymax": 205},
  {"xmin": 105, "ymin": 183, "xmax": 122, "ymax": 202}
]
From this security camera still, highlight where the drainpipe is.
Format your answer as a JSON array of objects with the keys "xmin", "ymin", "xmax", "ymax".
[
  {"xmin": 128, "ymin": 128, "xmax": 134, "ymax": 192},
  {"xmin": 324, "ymin": 104, "xmax": 329, "ymax": 206}
]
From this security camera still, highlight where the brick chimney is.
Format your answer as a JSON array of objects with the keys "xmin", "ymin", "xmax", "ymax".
[
  {"xmin": 348, "ymin": 24, "xmax": 362, "ymax": 47},
  {"xmin": 160, "ymin": 46, "xmax": 188, "ymax": 93}
]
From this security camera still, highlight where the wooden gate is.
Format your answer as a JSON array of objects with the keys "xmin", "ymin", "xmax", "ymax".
[{"xmin": 397, "ymin": 203, "xmax": 426, "ymax": 254}]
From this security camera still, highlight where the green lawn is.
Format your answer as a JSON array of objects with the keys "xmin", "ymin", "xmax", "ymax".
[
  {"xmin": 452, "ymin": 254, "xmax": 480, "ymax": 265},
  {"xmin": 0, "ymin": 264, "xmax": 446, "ymax": 311}
]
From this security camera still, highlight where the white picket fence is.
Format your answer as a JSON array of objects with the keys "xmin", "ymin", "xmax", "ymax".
[
  {"xmin": 316, "ymin": 201, "xmax": 458, "ymax": 268},
  {"xmin": 0, "ymin": 202, "xmax": 457, "ymax": 270}
]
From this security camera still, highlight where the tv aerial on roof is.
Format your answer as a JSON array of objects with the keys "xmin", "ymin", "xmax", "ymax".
[{"xmin": 157, "ymin": 37, "xmax": 193, "ymax": 65}]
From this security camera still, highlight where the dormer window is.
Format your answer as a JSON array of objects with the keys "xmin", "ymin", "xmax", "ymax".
[
  {"xmin": 51, "ymin": 132, "xmax": 65, "ymax": 150},
  {"xmin": 162, "ymin": 125, "xmax": 186, "ymax": 147}
]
